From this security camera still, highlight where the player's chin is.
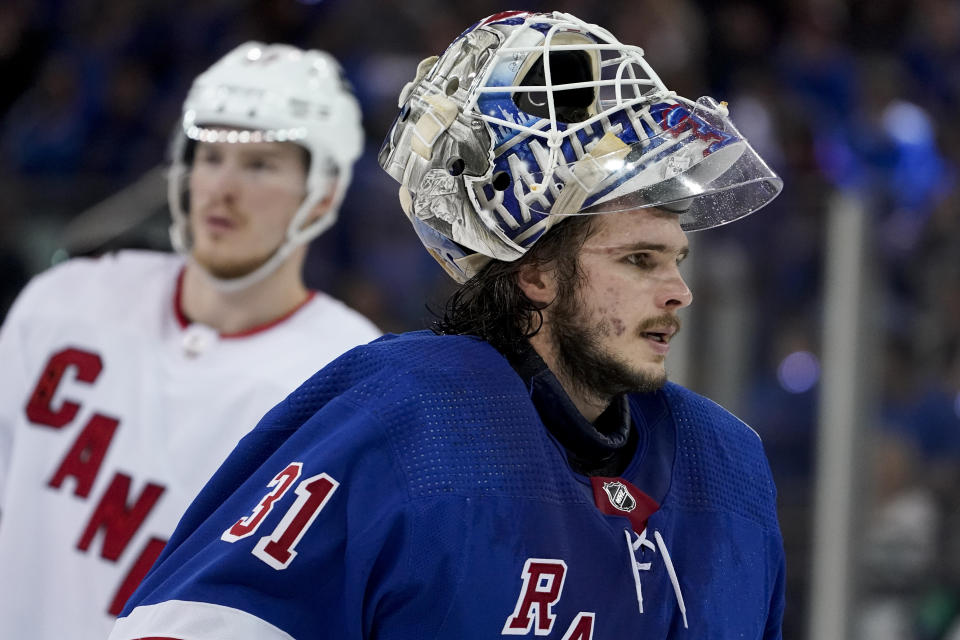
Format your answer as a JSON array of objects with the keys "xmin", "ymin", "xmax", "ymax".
[
  {"xmin": 623, "ymin": 362, "xmax": 668, "ymax": 394},
  {"xmin": 631, "ymin": 359, "xmax": 668, "ymax": 384},
  {"xmin": 629, "ymin": 347, "xmax": 667, "ymax": 369},
  {"xmin": 193, "ymin": 250, "xmax": 270, "ymax": 280}
]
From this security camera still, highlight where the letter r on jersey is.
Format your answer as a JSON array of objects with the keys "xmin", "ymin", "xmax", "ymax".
[{"xmin": 502, "ymin": 558, "xmax": 568, "ymax": 635}]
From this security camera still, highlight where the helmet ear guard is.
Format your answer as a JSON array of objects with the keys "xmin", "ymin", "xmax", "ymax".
[
  {"xmin": 169, "ymin": 42, "xmax": 363, "ymax": 291},
  {"xmin": 379, "ymin": 11, "xmax": 783, "ymax": 283}
]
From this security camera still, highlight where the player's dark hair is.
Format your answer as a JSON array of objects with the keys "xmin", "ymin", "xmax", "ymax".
[{"xmin": 432, "ymin": 215, "xmax": 596, "ymax": 354}]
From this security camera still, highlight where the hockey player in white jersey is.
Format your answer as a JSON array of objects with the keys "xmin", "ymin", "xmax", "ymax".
[{"xmin": 0, "ymin": 42, "xmax": 380, "ymax": 639}]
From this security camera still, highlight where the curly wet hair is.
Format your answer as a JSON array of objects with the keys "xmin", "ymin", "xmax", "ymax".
[{"xmin": 432, "ymin": 216, "xmax": 596, "ymax": 354}]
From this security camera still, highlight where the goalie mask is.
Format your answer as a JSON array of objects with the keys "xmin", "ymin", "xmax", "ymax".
[
  {"xmin": 379, "ymin": 11, "xmax": 783, "ymax": 282},
  {"xmin": 169, "ymin": 41, "xmax": 363, "ymax": 291}
]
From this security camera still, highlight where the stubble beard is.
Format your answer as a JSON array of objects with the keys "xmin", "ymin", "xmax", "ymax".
[
  {"xmin": 192, "ymin": 248, "xmax": 271, "ymax": 280},
  {"xmin": 189, "ymin": 221, "xmax": 275, "ymax": 280},
  {"xmin": 548, "ymin": 289, "xmax": 673, "ymax": 402}
]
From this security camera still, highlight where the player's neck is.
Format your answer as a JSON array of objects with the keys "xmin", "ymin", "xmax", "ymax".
[
  {"xmin": 526, "ymin": 332, "xmax": 610, "ymax": 423},
  {"xmin": 179, "ymin": 253, "xmax": 311, "ymax": 335}
]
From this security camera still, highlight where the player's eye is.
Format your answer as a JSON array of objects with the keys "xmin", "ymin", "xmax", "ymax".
[
  {"xmin": 195, "ymin": 147, "xmax": 223, "ymax": 165},
  {"xmin": 625, "ymin": 253, "xmax": 654, "ymax": 269},
  {"xmin": 246, "ymin": 157, "xmax": 276, "ymax": 172}
]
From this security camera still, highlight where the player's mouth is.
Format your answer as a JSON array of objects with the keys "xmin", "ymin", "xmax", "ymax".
[
  {"xmin": 203, "ymin": 214, "xmax": 239, "ymax": 232},
  {"xmin": 637, "ymin": 313, "xmax": 680, "ymax": 356},
  {"xmin": 641, "ymin": 330, "xmax": 673, "ymax": 343},
  {"xmin": 641, "ymin": 328, "xmax": 674, "ymax": 355}
]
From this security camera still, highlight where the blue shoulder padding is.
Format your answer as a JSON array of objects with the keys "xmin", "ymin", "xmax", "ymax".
[
  {"xmin": 661, "ymin": 382, "xmax": 780, "ymax": 531},
  {"xmin": 264, "ymin": 331, "xmax": 587, "ymax": 503}
]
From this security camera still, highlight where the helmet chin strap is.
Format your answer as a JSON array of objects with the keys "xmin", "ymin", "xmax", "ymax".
[
  {"xmin": 181, "ymin": 190, "xmax": 327, "ymax": 294},
  {"xmin": 189, "ymin": 239, "xmax": 298, "ymax": 293}
]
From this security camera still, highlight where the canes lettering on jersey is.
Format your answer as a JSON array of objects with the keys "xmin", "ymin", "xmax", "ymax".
[
  {"xmin": 24, "ymin": 346, "xmax": 168, "ymax": 616},
  {"xmin": 26, "ymin": 347, "xmax": 102, "ymax": 427}
]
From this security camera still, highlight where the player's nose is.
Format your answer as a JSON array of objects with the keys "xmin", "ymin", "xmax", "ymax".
[
  {"xmin": 658, "ymin": 268, "xmax": 693, "ymax": 310},
  {"xmin": 203, "ymin": 160, "xmax": 242, "ymax": 200}
]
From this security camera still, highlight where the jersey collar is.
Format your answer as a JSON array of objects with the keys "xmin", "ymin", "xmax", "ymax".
[
  {"xmin": 172, "ymin": 267, "xmax": 317, "ymax": 339},
  {"xmin": 505, "ymin": 341, "xmax": 636, "ymax": 476}
]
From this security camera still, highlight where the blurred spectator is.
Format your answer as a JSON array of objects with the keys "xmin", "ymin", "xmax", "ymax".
[
  {"xmin": 2, "ymin": 52, "xmax": 91, "ymax": 175},
  {"xmin": 857, "ymin": 431, "xmax": 942, "ymax": 640},
  {"xmin": 0, "ymin": 1, "xmax": 51, "ymax": 119}
]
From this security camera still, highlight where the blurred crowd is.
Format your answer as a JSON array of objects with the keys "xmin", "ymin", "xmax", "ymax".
[{"xmin": 0, "ymin": 0, "xmax": 958, "ymax": 638}]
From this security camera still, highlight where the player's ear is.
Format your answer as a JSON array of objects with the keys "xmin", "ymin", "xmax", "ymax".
[
  {"xmin": 517, "ymin": 261, "xmax": 558, "ymax": 306},
  {"xmin": 303, "ymin": 178, "xmax": 339, "ymax": 227}
]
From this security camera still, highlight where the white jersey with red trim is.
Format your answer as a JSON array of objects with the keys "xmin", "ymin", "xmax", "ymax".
[{"xmin": 0, "ymin": 250, "xmax": 380, "ymax": 640}]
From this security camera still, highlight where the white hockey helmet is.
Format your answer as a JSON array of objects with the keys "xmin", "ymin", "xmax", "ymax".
[
  {"xmin": 379, "ymin": 11, "xmax": 783, "ymax": 282},
  {"xmin": 169, "ymin": 41, "xmax": 363, "ymax": 291}
]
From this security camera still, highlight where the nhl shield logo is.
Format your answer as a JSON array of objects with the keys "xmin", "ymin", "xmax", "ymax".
[{"xmin": 602, "ymin": 481, "xmax": 636, "ymax": 513}]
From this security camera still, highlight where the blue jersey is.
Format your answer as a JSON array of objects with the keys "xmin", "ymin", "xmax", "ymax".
[{"xmin": 110, "ymin": 332, "xmax": 785, "ymax": 640}]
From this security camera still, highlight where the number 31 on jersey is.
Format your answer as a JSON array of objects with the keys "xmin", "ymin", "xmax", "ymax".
[{"xmin": 220, "ymin": 462, "xmax": 338, "ymax": 570}]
